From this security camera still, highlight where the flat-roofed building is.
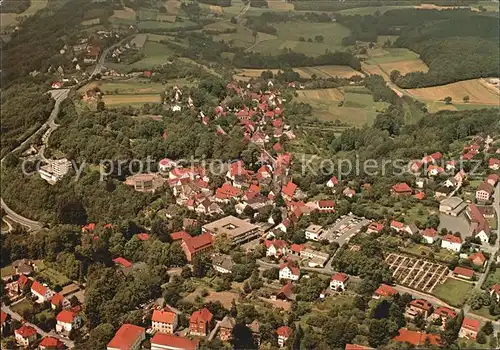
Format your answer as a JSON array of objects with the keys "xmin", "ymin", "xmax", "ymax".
[
  {"xmin": 439, "ymin": 197, "xmax": 467, "ymax": 216},
  {"xmin": 202, "ymin": 216, "xmax": 259, "ymax": 245}
]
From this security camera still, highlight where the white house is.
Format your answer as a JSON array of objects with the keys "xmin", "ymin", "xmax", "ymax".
[
  {"xmin": 152, "ymin": 306, "xmax": 178, "ymax": 334},
  {"xmin": 441, "ymin": 234, "xmax": 462, "ymax": 253},
  {"xmin": 211, "ymin": 255, "xmax": 234, "ymax": 274},
  {"xmin": 422, "ymin": 228, "xmax": 438, "ymax": 244},
  {"xmin": 305, "ymin": 224, "xmax": 323, "ymax": 241},
  {"xmin": 265, "ymin": 240, "xmax": 289, "ymax": 258},
  {"xmin": 277, "ymin": 326, "xmax": 292, "ymax": 348},
  {"xmin": 326, "ymin": 176, "xmax": 339, "ymax": 188},
  {"xmin": 15, "ymin": 325, "xmax": 37, "ymax": 347},
  {"xmin": 279, "ymin": 261, "xmax": 300, "ymax": 281},
  {"xmin": 31, "ymin": 280, "xmax": 54, "ymax": 303},
  {"xmin": 330, "ymin": 273, "xmax": 349, "ymax": 291},
  {"xmin": 56, "ymin": 310, "xmax": 82, "ymax": 333}
]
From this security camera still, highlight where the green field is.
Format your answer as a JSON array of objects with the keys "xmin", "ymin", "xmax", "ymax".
[
  {"xmin": 337, "ymin": 5, "xmax": 414, "ymax": 15},
  {"xmin": 38, "ymin": 268, "xmax": 71, "ymax": 287},
  {"xmin": 88, "ymin": 80, "xmax": 165, "ymax": 95},
  {"xmin": 1, "ymin": 0, "xmax": 48, "ymax": 29},
  {"xmin": 109, "ymin": 41, "xmax": 175, "ymax": 71},
  {"xmin": 433, "ymin": 278, "xmax": 473, "ymax": 307},
  {"xmin": 248, "ymin": 22, "xmax": 351, "ymax": 56},
  {"xmin": 137, "ymin": 19, "xmax": 196, "ymax": 31},
  {"xmin": 11, "ymin": 299, "xmax": 34, "ymax": 315},
  {"xmin": 366, "ymin": 48, "xmax": 421, "ymax": 64},
  {"xmin": 137, "ymin": 8, "xmax": 158, "ymax": 21}
]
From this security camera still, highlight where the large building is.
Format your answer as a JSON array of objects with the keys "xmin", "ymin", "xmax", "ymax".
[
  {"xmin": 151, "ymin": 333, "xmax": 199, "ymax": 350},
  {"xmin": 152, "ymin": 306, "xmax": 178, "ymax": 334},
  {"xmin": 38, "ymin": 158, "xmax": 71, "ymax": 184},
  {"xmin": 107, "ymin": 324, "xmax": 145, "ymax": 350},
  {"xmin": 439, "ymin": 197, "xmax": 466, "ymax": 216},
  {"xmin": 181, "ymin": 233, "xmax": 213, "ymax": 262},
  {"xmin": 202, "ymin": 216, "xmax": 259, "ymax": 245}
]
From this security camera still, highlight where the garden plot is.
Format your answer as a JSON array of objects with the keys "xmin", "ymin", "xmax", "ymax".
[{"xmin": 385, "ymin": 253, "xmax": 449, "ymax": 293}]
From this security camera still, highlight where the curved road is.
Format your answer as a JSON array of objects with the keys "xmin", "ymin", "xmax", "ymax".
[{"xmin": 1, "ymin": 89, "xmax": 69, "ymax": 231}]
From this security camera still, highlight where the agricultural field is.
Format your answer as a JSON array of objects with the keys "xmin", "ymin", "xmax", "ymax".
[
  {"xmin": 433, "ymin": 278, "xmax": 474, "ymax": 307},
  {"xmin": 81, "ymin": 18, "xmax": 100, "ymax": 26},
  {"xmin": 164, "ymin": 0, "xmax": 181, "ymax": 15},
  {"xmin": 130, "ymin": 34, "xmax": 148, "ymax": 48},
  {"xmin": 137, "ymin": 19, "xmax": 196, "ymax": 31},
  {"xmin": 405, "ymin": 79, "xmax": 500, "ymax": 106},
  {"xmin": 337, "ymin": 5, "xmax": 413, "ymax": 15},
  {"xmin": 138, "ymin": 8, "xmax": 158, "ymax": 21},
  {"xmin": 267, "ymin": 1, "xmax": 294, "ymax": 10},
  {"xmin": 248, "ymin": 22, "xmax": 351, "ymax": 56},
  {"xmin": 110, "ymin": 7, "xmax": 136, "ymax": 25},
  {"xmin": 102, "ymin": 94, "xmax": 162, "ymax": 106},
  {"xmin": 296, "ymin": 88, "xmax": 344, "ymax": 102},
  {"xmin": 109, "ymin": 41, "xmax": 175, "ymax": 71},
  {"xmin": 233, "ymin": 65, "xmax": 362, "ymax": 81},
  {"xmin": 1, "ymin": 0, "xmax": 48, "ymax": 30},
  {"xmin": 385, "ymin": 253, "xmax": 449, "ymax": 293},
  {"xmin": 80, "ymin": 79, "xmax": 165, "ymax": 95}
]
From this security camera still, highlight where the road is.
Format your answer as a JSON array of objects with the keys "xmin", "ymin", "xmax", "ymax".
[
  {"xmin": 2, "ymin": 304, "xmax": 74, "ymax": 348},
  {"xmin": 89, "ymin": 35, "xmax": 136, "ymax": 79},
  {"xmin": 0, "ymin": 89, "xmax": 69, "ymax": 231}
]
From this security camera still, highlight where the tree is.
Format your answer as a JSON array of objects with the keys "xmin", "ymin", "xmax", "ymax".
[
  {"xmin": 292, "ymin": 324, "xmax": 304, "ymax": 350},
  {"xmin": 83, "ymin": 323, "xmax": 115, "ymax": 349},
  {"xmin": 314, "ymin": 35, "xmax": 324, "ymax": 43},
  {"xmin": 481, "ymin": 321, "xmax": 494, "ymax": 335},
  {"xmin": 214, "ymin": 233, "xmax": 232, "ymax": 254},
  {"xmin": 97, "ymin": 101, "xmax": 105, "ymax": 111},
  {"xmin": 181, "ymin": 265, "xmax": 193, "ymax": 279},
  {"xmin": 463, "ymin": 95, "xmax": 470, "ymax": 103},
  {"xmin": 476, "ymin": 331, "xmax": 487, "ymax": 344},
  {"xmin": 192, "ymin": 255, "xmax": 210, "ymax": 278},
  {"xmin": 444, "ymin": 96, "xmax": 452, "ymax": 105}
]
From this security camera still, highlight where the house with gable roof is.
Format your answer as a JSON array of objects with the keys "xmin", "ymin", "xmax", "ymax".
[
  {"xmin": 152, "ymin": 306, "xmax": 178, "ymax": 334},
  {"xmin": 189, "ymin": 308, "xmax": 213, "ymax": 336},
  {"xmin": 107, "ymin": 324, "xmax": 145, "ymax": 350},
  {"xmin": 279, "ymin": 261, "xmax": 300, "ymax": 281},
  {"xmin": 31, "ymin": 280, "xmax": 54, "ymax": 303}
]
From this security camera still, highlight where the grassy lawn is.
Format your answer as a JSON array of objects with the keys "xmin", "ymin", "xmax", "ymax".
[
  {"xmin": 248, "ymin": 22, "xmax": 351, "ymax": 56},
  {"xmin": 87, "ymin": 80, "xmax": 165, "ymax": 95},
  {"xmin": 471, "ymin": 307, "xmax": 499, "ymax": 321},
  {"xmin": 433, "ymin": 278, "xmax": 473, "ymax": 307},
  {"xmin": 108, "ymin": 41, "xmax": 175, "ymax": 71},
  {"xmin": 337, "ymin": 5, "xmax": 414, "ymax": 15},
  {"xmin": 400, "ymin": 243, "xmax": 456, "ymax": 264},
  {"xmin": 102, "ymin": 94, "xmax": 162, "ymax": 107},
  {"xmin": 37, "ymin": 268, "xmax": 71, "ymax": 287},
  {"xmin": 137, "ymin": 19, "xmax": 197, "ymax": 31},
  {"xmin": 366, "ymin": 48, "xmax": 420, "ymax": 64},
  {"xmin": 11, "ymin": 299, "xmax": 34, "ymax": 315}
]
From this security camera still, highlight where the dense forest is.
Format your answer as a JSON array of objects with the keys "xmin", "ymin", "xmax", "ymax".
[
  {"xmin": 338, "ymin": 9, "xmax": 499, "ymax": 87},
  {"xmin": 233, "ymin": 51, "xmax": 361, "ymax": 70}
]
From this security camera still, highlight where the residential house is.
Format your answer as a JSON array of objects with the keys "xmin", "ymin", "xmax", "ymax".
[
  {"xmin": 459, "ymin": 317, "xmax": 480, "ymax": 340},
  {"xmin": 31, "ymin": 280, "xmax": 54, "ymax": 303},
  {"xmin": 305, "ymin": 224, "xmax": 323, "ymax": 241},
  {"xmin": 390, "ymin": 220, "xmax": 412, "ymax": 234},
  {"xmin": 330, "ymin": 273, "xmax": 349, "ymax": 291},
  {"xmin": 373, "ymin": 284, "xmax": 398, "ymax": 299},
  {"xmin": 15, "ymin": 325, "xmax": 37, "ymax": 347},
  {"xmin": 343, "ymin": 187, "xmax": 356, "ymax": 198},
  {"xmin": 466, "ymin": 204, "xmax": 491, "ymax": 243},
  {"xmin": 316, "ymin": 200, "xmax": 335, "ymax": 212},
  {"xmin": 276, "ymin": 326, "xmax": 292, "ymax": 347},
  {"xmin": 489, "ymin": 284, "xmax": 500, "ymax": 302},
  {"xmin": 453, "ymin": 266, "xmax": 474, "ymax": 280},
  {"xmin": 435, "ymin": 186, "xmax": 452, "ymax": 198},
  {"xmin": 281, "ymin": 181, "xmax": 298, "ymax": 201},
  {"xmin": 181, "ymin": 233, "xmax": 213, "ymax": 262},
  {"xmin": 152, "ymin": 306, "xmax": 178, "ymax": 334},
  {"xmin": 290, "ymin": 244, "xmax": 303, "ymax": 256},
  {"xmin": 113, "ymin": 257, "xmax": 133, "ymax": 268},
  {"xmin": 219, "ymin": 316, "xmax": 236, "ymax": 342},
  {"xmin": 39, "ymin": 336, "xmax": 65, "ymax": 350},
  {"xmin": 422, "ymin": 228, "xmax": 438, "ymax": 244},
  {"xmin": 429, "ymin": 306, "xmax": 457, "ymax": 329},
  {"xmin": 488, "ymin": 158, "xmax": 500, "ymax": 170},
  {"xmin": 326, "ymin": 176, "xmax": 339, "ymax": 188},
  {"xmin": 107, "ymin": 324, "xmax": 145, "ymax": 350},
  {"xmin": 276, "ymin": 282, "xmax": 294, "ymax": 301},
  {"xmin": 441, "ymin": 234, "xmax": 462, "ymax": 252},
  {"xmin": 392, "ymin": 329, "xmax": 441, "ymax": 347},
  {"xmin": 247, "ymin": 320, "xmax": 261, "ymax": 346},
  {"xmin": 468, "ymin": 252, "xmax": 487, "ymax": 267},
  {"xmin": 265, "ymin": 240, "xmax": 289, "ymax": 258},
  {"xmin": 51, "ymin": 293, "xmax": 70, "ymax": 310},
  {"xmin": 391, "ymin": 183, "xmax": 412, "ymax": 197},
  {"xmin": 212, "ymin": 255, "xmax": 234, "ymax": 274},
  {"xmin": 476, "ymin": 182, "xmax": 494, "ymax": 201},
  {"xmin": 406, "ymin": 299, "xmax": 433, "ymax": 319},
  {"xmin": 279, "ymin": 261, "xmax": 300, "ymax": 281},
  {"xmin": 486, "ymin": 174, "xmax": 499, "ymax": 186},
  {"xmin": 150, "ymin": 333, "xmax": 199, "ymax": 350},
  {"xmin": 56, "ymin": 310, "xmax": 81, "ymax": 333},
  {"xmin": 367, "ymin": 222, "xmax": 384, "ymax": 234},
  {"xmin": 189, "ymin": 308, "xmax": 213, "ymax": 336}
]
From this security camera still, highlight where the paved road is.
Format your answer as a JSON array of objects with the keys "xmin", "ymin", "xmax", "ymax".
[
  {"xmin": 2, "ymin": 305, "xmax": 74, "ymax": 348},
  {"xmin": 90, "ymin": 35, "xmax": 135, "ymax": 79},
  {"xmin": 0, "ymin": 89, "xmax": 69, "ymax": 231}
]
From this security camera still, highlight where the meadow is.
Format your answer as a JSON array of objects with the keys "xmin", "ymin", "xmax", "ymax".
[
  {"xmin": 103, "ymin": 94, "xmax": 162, "ymax": 106},
  {"xmin": 433, "ymin": 278, "xmax": 473, "ymax": 307},
  {"xmin": 108, "ymin": 41, "xmax": 175, "ymax": 71},
  {"xmin": 337, "ymin": 5, "xmax": 413, "ymax": 15},
  {"xmin": 1, "ymin": 0, "xmax": 48, "ymax": 30},
  {"xmin": 233, "ymin": 65, "xmax": 361, "ymax": 81}
]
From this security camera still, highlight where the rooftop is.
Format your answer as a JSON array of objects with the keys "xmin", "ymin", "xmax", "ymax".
[
  {"xmin": 202, "ymin": 216, "xmax": 258, "ymax": 239},
  {"xmin": 151, "ymin": 333, "xmax": 198, "ymax": 350},
  {"xmin": 107, "ymin": 324, "xmax": 145, "ymax": 350}
]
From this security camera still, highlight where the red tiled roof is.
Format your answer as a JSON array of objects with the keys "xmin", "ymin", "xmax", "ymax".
[
  {"xmin": 467, "ymin": 204, "xmax": 490, "ymax": 235},
  {"xmin": 431, "ymin": 152, "xmax": 443, "ymax": 160},
  {"xmin": 136, "ymin": 233, "xmax": 150, "ymax": 241},
  {"xmin": 31, "ymin": 280, "xmax": 47, "ymax": 296},
  {"xmin": 392, "ymin": 183, "xmax": 412, "ymax": 193},
  {"xmin": 82, "ymin": 223, "xmax": 96, "ymax": 232},
  {"xmin": 107, "ymin": 324, "xmax": 145, "ymax": 350},
  {"xmin": 318, "ymin": 200, "xmax": 335, "ymax": 208},
  {"xmin": 277, "ymin": 282, "xmax": 294, "ymax": 299},
  {"xmin": 393, "ymin": 329, "xmax": 441, "ymax": 346},
  {"xmin": 368, "ymin": 222, "xmax": 384, "ymax": 232},
  {"xmin": 216, "ymin": 183, "xmax": 242, "ymax": 200},
  {"xmin": 391, "ymin": 220, "xmax": 405, "ymax": 229},
  {"xmin": 290, "ymin": 244, "xmax": 303, "ymax": 253},
  {"xmin": 461, "ymin": 317, "xmax": 480, "ymax": 332},
  {"xmin": 433, "ymin": 306, "xmax": 457, "ymax": 319},
  {"xmin": 422, "ymin": 228, "xmax": 438, "ymax": 238},
  {"xmin": 414, "ymin": 191, "xmax": 426, "ymax": 200},
  {"xmin": 487, "ymin": 174, "xmax": 499, "ymax": 183},
  {"xmin": 375, "ymin": 284, "xmax": 398, "ymax": 297},
  {"xmin": 190, "ymin": 308, "xmax": 213, "ymax": 323},
  {"xmin": 18, "ymin": 274, "xmax": 30, "ymax": 288},
  {"xmin": 468, "ymin": 251, "xmax": 486, "ymax": 265},
  {"xmin": 151, "ymin": 333, "xmax": 198, "ymax": 350},
  {"xmin": 489, "ymin": 284, "xmax": 500, "ymax": 296},
  {"xmin": 277, "ymin": 326, "xmax": 292, "ymax": 338},
  {"xmin": 410, "ymin": 299, "xmax": 433, "ymax": 311},
  {"xmin": 328, "ymin": 176, "xmax": 339, "ymax": 185},
  {"xmin": 39, "ymin": 336, "xmax": 64, "ymax": 349},
  {"xmin": 113, "ymin": 257, "xmax": 133, "ymax": 268},
  {"xmin": 1, "ymin": 311, "xmax": 7, "ymax": 324},
  {"xmin": 183, "ymin": 233, "xmax": 213, "ymax": 254},
  {"xmin": 15, "ymin": 324, "xmax": 37, "ymax": 338},
  {"xmin": 488, "ymin": 158, "xmax": 500, "ymax": 167},
  {"xmin": 453, "ymin": 266, "xmax": 474, "ymax": 278},
  {"xmin": 56, "ymin": 310, "xmax": 75, "ymax": 324},
  {"xmin": 273, "ymin": 142, "xmax": 283, "ymax": 153},
  {"xmin": 152, "ymin": 308, "xmax": 177, "ymax": 324},
  {"xmin": 443, "ymin": 234, "xmax": 462, "ymax": 244},
  {"xmin": 331, "ymin": 272, "xmax": 348, "ymax": 283},
  {"xmin": 279, "ymin": 260, "xmax": 300, "ymax": 276},
  {"xmin": 171, "ymin": 231, "xmax": 192, "ymax": 241},
  {"xmin": 265, "ymin": 239, "xmax": 288, "ymax": 250},
  {"xmin": 282, "ymin": 181, "xmax": 297, "ymax": 198},
  {"xmin": 51, "ymin": 293, "xmax": 64, "ymax": 306}
]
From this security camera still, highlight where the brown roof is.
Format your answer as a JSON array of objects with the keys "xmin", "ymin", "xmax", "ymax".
[
  {"xmin": 277, "ymin": 282, "xmax": 294, "ymax": 299},
  {"xmin": 152, "ymin": 308, "xmax": 177, "ymax": 324},
  {"xmin": 183, "ymin": 233, "xmax": 213, "ymax": 254},
  {"xmin": 190, "ymin": 308, "xmax": 213, "ymax": 323},
  {"xmin": 393, "ymin": 329, "xmax": 441, "ymax": 346},
  {"xmin": 107, "ymin": 324, "xmax": 145, "ymax": 350},
  {"xmin": 454, "ymin": 266, "xmax": 474, "ymax": 278}
]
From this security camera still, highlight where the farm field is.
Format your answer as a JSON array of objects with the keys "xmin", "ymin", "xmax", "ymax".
[
  {"xmin": 233, "ymin": 65, "xmax": 361, "ymax": 81},
  {"xmin": 137, "ymin": 19, "xmax": 197, "ymax": 30},
  {"xmin": 109, "ymin": 41, "xmax": 175, "ymax": 71},
  {"xmin": 405, "ymin": 79, "xmax": 500, "ymax": 106},
  {"xmin": 366, "ymin": 48, "xmax": 422, "ymax": 64},
  {"xmin": 110, "ymin": 7, "xmax": 136, "ymax": 25},
  {"xmin": 296, "ymin": 88, "xmax": 344, "ymax": 102},
  {"xmin": 164, "ymin": 0, "xmax": 181, "ymax": 15},
  {"xmin": 1, "ymin": 0, "xmax": 48, "ymax": 29},
  {"xmin": 337, "ymin": 5, "xmax": 413, "ymax": 15},
  {"xmin": 81, "ymin": 18, "xmax": 100, "ymax": 26},
  {"xmin": 267, "ymin": 1, "xmax": 294, "ymax": 10},
  {"xmin": 248, "ymin": 22, "xmax": 351, "ymax": 56},
  {"xmin": 102, "ymin": 94, "xmax": 162, "ymax": 106},
  {"xmin": 80, "ymin": 79, "xmax": 165, "ymax": 95},
  {"xmin": 433, "ymin": 278, "xmax": 473, "ymax": 307}
]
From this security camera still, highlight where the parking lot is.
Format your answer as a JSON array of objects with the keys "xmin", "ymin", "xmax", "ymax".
[
  {"xmin": 320, "ymin": 214, "xmax": 370, "ymax": 245},
  {"xmin": 385, "ymin": 253, "xmax": 449, "ymax": 293}
]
